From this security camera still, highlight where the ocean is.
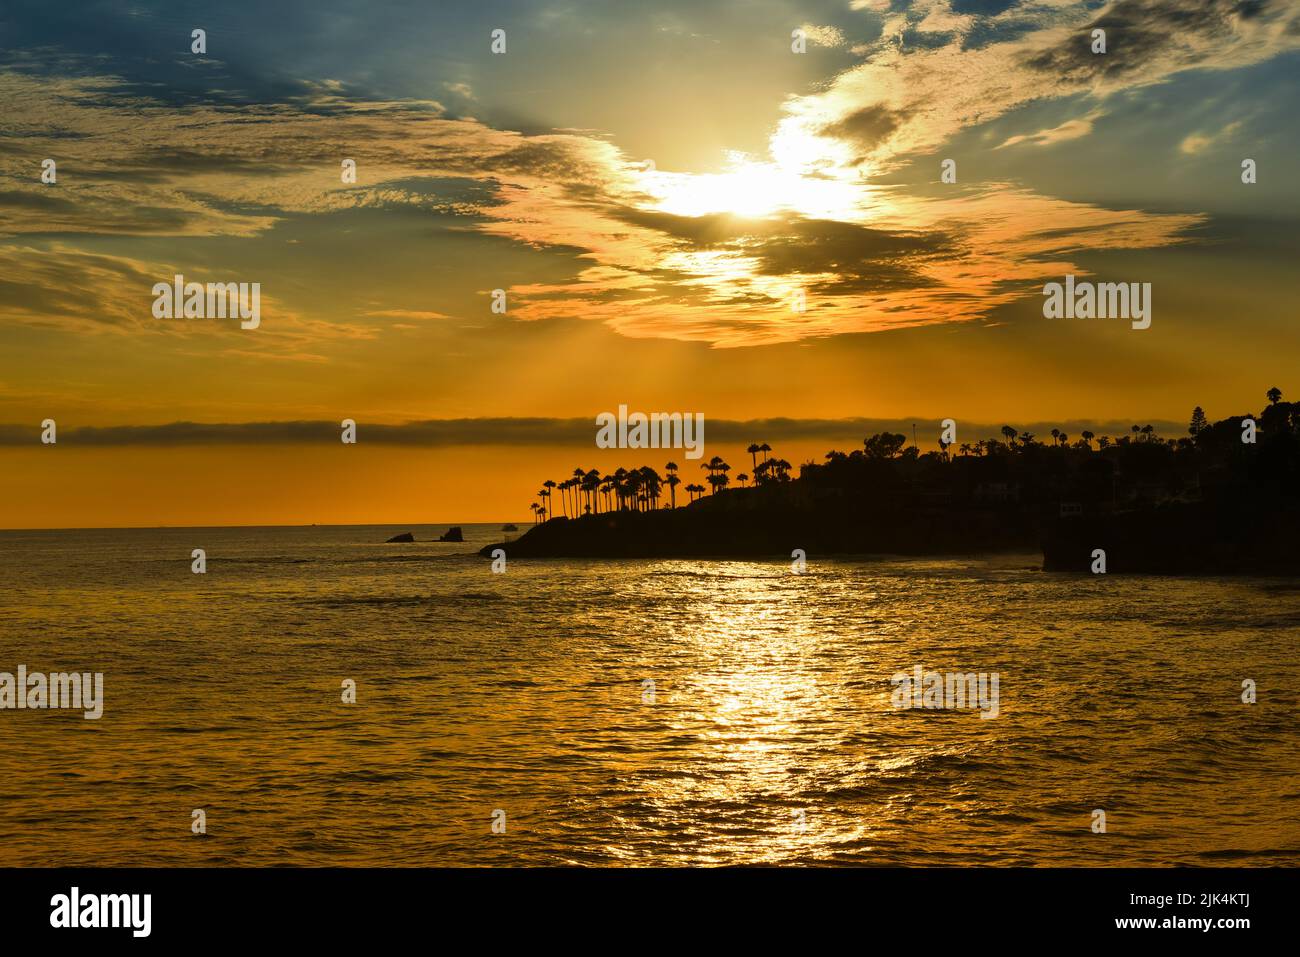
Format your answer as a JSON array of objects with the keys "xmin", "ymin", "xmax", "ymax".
[{"xmin": 0, "ymin": 524, "xmax": 1296, "ymax": 866}]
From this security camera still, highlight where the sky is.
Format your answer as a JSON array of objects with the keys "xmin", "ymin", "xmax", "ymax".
[{"xmin": 0, "ymin": 0, "xmax": 1297, "ymax": 526}]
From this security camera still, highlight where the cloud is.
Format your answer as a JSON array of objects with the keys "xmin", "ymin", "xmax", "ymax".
[
  {"xmin": 508, "ymin": 183, "xmax": 1200, "ymax": 348},
  {"xmin": 2, "ymin": 1, "xmax": 1291, "ymax": 350},
  {"xmin": 1179, "ymin": 119, "xmax": 1244, "ymax": 154},
  {"xmin": 798, "ymin": 24, "xmax": 848, "ymax": 48},
  {"xmin": 820, "ymin": 104, "xmax": 905, "ymax": 152},
  {"xmin": 0, "ymin": 240, "xmax": 372, "ymax": 361},
  {"xmin": 363, "ymin": 309, "xmax": 454, "ymax": 321},
  {"xmin": 996, "ymin": 110, "xmax": 1104, "ymax": 149},
  {"xmin": 0, "ymin": 416, "xmax": 1188, "ymax": 448},
  {"xmin": 0, "ymin": 243, "xmax": 159, "ymax": 333},
  {"xmin": 790, "ymin": 0, "xmax": 1300, "ymax": 174}
]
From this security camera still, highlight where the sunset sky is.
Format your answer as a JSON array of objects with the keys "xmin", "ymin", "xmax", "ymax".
[{"xmin": 1, "ymin": 0, "xmax": 1297, "ymax": 526}]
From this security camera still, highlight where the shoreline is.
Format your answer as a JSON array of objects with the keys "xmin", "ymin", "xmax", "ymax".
[{"xmin": 481, "ymin": 497, "xmax": 1300, "ymax": 575}]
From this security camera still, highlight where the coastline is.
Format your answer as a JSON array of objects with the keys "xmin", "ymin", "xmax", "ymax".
[{"xmin": 482, "ymin": 495, "xmax": 1300, "ymax": 574}]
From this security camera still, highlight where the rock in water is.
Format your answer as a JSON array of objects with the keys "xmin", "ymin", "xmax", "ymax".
[
  {"xmin": 438, "ymin": 526, "xmax": 464, "ymax": 542},
  {"xmin": 385, "ymin": 532, "xmax": 415, "ymax": 543}
]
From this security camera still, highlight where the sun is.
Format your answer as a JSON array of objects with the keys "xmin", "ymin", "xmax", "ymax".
[
  {"xmin": 635, "ymin": 137, "xmax": 868, "ymax": 222},
  {"xmin": 646, "ymin": 159, "xmax": 788, "ymax": 218}
]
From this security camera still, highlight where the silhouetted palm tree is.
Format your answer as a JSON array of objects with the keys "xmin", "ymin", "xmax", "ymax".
[
  {"xmin": 611, "ymin": 468, "xmax": 626, "ymax": 512},
  {"xmin": 572, "ymin": 468, "xmax": 585, "ymax": 511},
  {"xmin": 582, "ymin": 469, "xmax": 601, "ymax": 514},
  {"xmin": 1267, "ymin": 387, "xmax": 1283, "ymax": 406},
  {"xmin": 701, "ymin": 455, "xmax": 726, "ymax": 493},
  {"xmin": 747, "ymin": 443, "xmax": 760, "ymax": 472},
  {"xmin": 639, "ymin": 466, "xmax": 662, "ymax": 509},
  {"xmin": 665, "ymin": 462, "xmax": 679, "ymax": 508}
]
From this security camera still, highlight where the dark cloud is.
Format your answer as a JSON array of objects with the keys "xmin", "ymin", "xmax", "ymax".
[
  {"xmin": 0, "ymin": 416, "xmax": 1187, "ymax": 448},
  {"xmin": 1024, "ymin": 0, "xmax": 1278, "ymax": 82},
  {"xmin": 127, "ymin": 150, "xmax": 302, "ymax": 175},
  {"xmin": 479, "ymin": 141, "xmax": 611, "ymax": 185},
  {"xmin": 611, "ymin": 208, "xmax": 766, "ymax": 245},
  {"xmin": 0, "ymin": 200, "xmax": 206, "ymax": 236},
  {"xmin": 820, "ymin": 105, "xmax": 903, "ymax": 151},
  {"xmin": 0, "ymin": 189, "xmax": 80, "ymax": 213},
  {"xmin": 611, "ymin": 206, "xmax": 954, "ymax": 295},
  {"xmin": 745, "ymin": 218, "xmax": 952, "ymax": 280},
  {"xmin": 950, "ymin": 0, "xmax": 1020, "ymax": 14},
  {"xmin": 961, "ymin": 15, "xmax": 1044, "ymax": 51},
  {"xmin": 617, "ymin": 207, "xmax": 948, "ymax": 256}
]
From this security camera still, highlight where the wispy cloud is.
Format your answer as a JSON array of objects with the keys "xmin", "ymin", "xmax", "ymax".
[
  {"xmin": 1179, "ymin": 120, "xmax": 1244, "ymax": 154},
  {"xmin": 787, "ymin": 0, "xmax": 1299, "ymax": 174},
  {"xmin": 798, "ymin": 24, "xmax": 848, "ymax": 48},
  {"xmin": 996, "ymin": 109, "xmax": 1104, "ymax": 149}
]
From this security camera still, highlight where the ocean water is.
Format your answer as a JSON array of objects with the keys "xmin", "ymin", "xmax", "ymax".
[{"xmin": 0, "ymin": 524, "xmax": 1296, "ymax": 867}]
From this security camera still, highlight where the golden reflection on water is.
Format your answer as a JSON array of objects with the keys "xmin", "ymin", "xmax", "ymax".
[
  {"xmin": 618, "ymin": 564, "xmax": 887, "ymax": 864},
  {"xmin": 1, "ymin": 533, "xmax": 1298, "ymax": 866}
]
